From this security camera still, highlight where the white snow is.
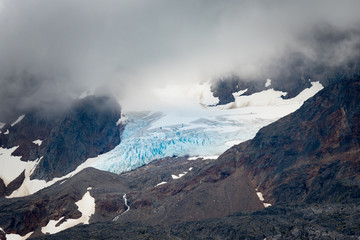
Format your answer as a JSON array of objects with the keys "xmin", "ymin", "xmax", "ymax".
[
  {"xmin": 41, "ymin": 189, "xmax": 95, "ymax": 235},
  {"xmin": 231, "ymin": 89, "xmax": 248, "ymax": 98},
  {"xmin": 5, "ymin": 231, "xmax": 33, "ymax": 240},
  {"xmin": 225, "ymin": 140, "xmax": 242, "ymax": 147},
  {"xmin": 0, "ymin": 147, "xmax": 39, "ymax": 187},
  {"xmin": 189, "ymin": 167, "xmax": 193, "ymax": 171},
  {"xmin": 32, "ymin": 140, "xmax": 43, "ymax": 146},
  {"xmin": 11, "ymin": 115, "xmax": 25, "ymax": 127},
  {"xmin": 0, "ymin": 228, "xmax": 33, "ymax": 240},
  {"xmin": 87, "ymin": 81, "xmax": 322, "ymax": 176},
  {"xmin": 172, "ymin": 172, "xmax": 187, "ymax": 179},
  {"xmin": 256, "ymin": 190, "xmax": 272, "ymax": 208},
  {"xmin": 265, "ymin": 79, "xmax": 272, "ymax": 88},
  {"xmin": 4, "ymin": 129, "xmax": 9, "ymax": 135},
  {"xmin": 256, "ymin": 192, "xmax": 265, "ymax": 201},
  {"xmin": 154, "ymin": 181, "xmax": 167, "ymax": 187},
  {"xmin": 188, "ymin": 155, "xmax": 219, "ymax": 160},
  {"xmin": 7, "ymin": 154, "xmax": 101, "ymax": 198},
  {"xmin": 219, "ymin": 81, "xmax": 323, "ymax": 110}
]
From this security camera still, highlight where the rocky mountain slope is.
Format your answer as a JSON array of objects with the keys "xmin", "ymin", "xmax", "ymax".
[
  {"xmin": 0, "ymin": 95, "xmax": 122, "ymax": 197},
  {"xmin": 33, "ymin": 203, "xmax": 360, "ymax": 240},
  {"xmin": 234, "ymin": 77, "xmax": 360, "ymax": 204},
  {"xmin": 211, "ymin": 52, "xmax": 360, "ymax": 105},
  {"xmin": 0, "ymin": 78, "xmax": 358, "ymax": 239}
]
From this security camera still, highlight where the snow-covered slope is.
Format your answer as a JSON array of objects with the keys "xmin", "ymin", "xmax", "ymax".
[
  {"xmin": 41, "ymin": 187, "xmax": 95, "ymax": 235},
  {"xmin": 90, "ymin": 81, "xmax": 323, "ymax": 174},
  {"xmin": 0, "ymin": 147, "xmax": 38, "ymax": 186}
]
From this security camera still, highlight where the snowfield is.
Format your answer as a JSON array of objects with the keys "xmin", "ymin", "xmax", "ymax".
[
  {"xmin": 0, "ymin": 147, "xmax": 38, "ymax": 187},
  {"xmin": 90, "ymin": 81, "xmax": 323, "ymax": 174},
  {"xmin": 41, "ymin": 188, "xmax": 95, "ymax": 235}
]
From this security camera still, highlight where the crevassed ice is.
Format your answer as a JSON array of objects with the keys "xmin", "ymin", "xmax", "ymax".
[{"xmin": 91, "ymin": 111, "xmax": 271, "ymax": 174}]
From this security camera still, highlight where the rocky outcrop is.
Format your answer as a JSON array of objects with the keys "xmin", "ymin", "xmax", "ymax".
[
  {"xmin": 31, "ymin": 96, "xmax": 122, "ymax": 180},
  {"xmin": 210, "ymin": 53, "xmax": 360, "ymax": 105},
  {"xmin": 0, "ymin": 154, "xmax": 264, "ymax": 238},
  {"xmin": 230, "ymin": 78, "xmax": 360, "ymax": 204},
  {"xmin": 32, "ymin": 203, "xmax": 360, "ymax": 240},
  {"xmin": 0, "ymin": 95, "xmax": 122, "ymax": 182}
]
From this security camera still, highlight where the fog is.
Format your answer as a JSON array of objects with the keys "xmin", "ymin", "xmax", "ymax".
[{"xmin": 0, "ymin": 0, "xmax": 359, "ymax": 119}]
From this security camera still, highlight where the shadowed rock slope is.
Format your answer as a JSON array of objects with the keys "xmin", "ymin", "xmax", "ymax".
[
  {"xmin": 232, "ymin": 77, "xmax": 360, "ymax": 205},
  {"xmin": 0, "ymin": 95, "xmax": 122, "ymax": 186}
]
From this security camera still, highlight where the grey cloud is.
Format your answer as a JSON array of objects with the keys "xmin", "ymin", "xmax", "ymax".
[{"xmin": 0, "ymin": 0, "xmax": 360, "ymax": 120}]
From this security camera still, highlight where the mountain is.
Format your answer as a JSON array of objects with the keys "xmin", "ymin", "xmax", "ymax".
[
  {"xmin": 0, "ymin": 95, "xmax": 122, "ymax": 198},
  {"xmin": 211, "ymin": 52, "xmax": 360, "ymax": 106},
  {"xmin": 234, "ymin": 77, "xmax": 360, "ymax": 204},
  {"xmin": 0, "ymin": 77, "xmax": 358, "ymax": 239}
]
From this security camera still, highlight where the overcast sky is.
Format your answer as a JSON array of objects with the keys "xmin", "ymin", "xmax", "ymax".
[{"xmin": 0, "ymin": 0, "xmax": 360, "ymax": 118}]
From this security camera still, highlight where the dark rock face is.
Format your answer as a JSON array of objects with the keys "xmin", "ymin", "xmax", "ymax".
[
  {"xmin": 32, "ymin": 203, "xmax": 360, "ymax": 240},
  {"xmin": 0, "ymin": 168, "xmax": 129, "ymax": 237},
  {"xmin": 0, "ymin": 95, "xmax": 122, "ymax": 182},
  {"xmin": 210, "ymin": 52, "xmax": 360, "ymax": 105},
  {"xmin": 31, "ymin": 96, "xmax": 122, "ymax": 180},
  {"xmin": 0, "ymin": 156, "xmax": 264, "ymax": 238},
  {"xmin": 210, "ymin": 75, "xmax": 269, "ymax": 105},
  {"xmin": 231, "ymin": 78, "xmax": 360, "ymax": 204}
]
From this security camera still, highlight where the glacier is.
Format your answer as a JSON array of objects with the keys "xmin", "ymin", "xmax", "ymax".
[
  {"xmin": 89, "ymin": 81, "xmax": 323, "ymax": 174},
  {"xmin": 92, "ymin": 109, "xmax": 283, "ymax": 174}
]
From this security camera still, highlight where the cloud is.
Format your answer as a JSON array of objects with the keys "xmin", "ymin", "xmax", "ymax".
[{"xmin": 0, "ymin": 0, "xmax": 359, "ymax": 118}]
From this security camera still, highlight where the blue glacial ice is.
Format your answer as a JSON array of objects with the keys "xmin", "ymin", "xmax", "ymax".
[{"xmin": 91, "ymin": 111, "xmax": 272, "ymax": 174}]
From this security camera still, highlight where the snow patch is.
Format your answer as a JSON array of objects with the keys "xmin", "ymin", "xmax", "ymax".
[
  {"xmin": 225, "ymin": 140, "xmax": 242, "ymax": 147},
  {"xmin": 4, "ymin": 129, "xmax": 9, "ymax": 135},
  {"xmin": 5, "ymin": 231, "xmax": 33, "ymax": 240},
  {"xmin": 0, "ymin": 227, "xmax": 33, "ymax": 240},
  {"xmin": 7, "ymin": 154, "xmax": 101, "ymax": 198},
  {"xmin": 256, "ymin": 192, "xmax": 265, "ymax": 201},
  {"xmin": 219, "ymin": 81, "xmax": 323, "ymax": 111},
  {"xmin": 155, "ymin": 181, "xmax": 167, "ymax": 187},
  {"xmin": 0, "ymin": 147, "xmax": 38, "ymax": 187},
  {"xmin": 188, "ymin": 155, "xmax": 219, "ymax": 160},
  {"xmin": 189, "ymin": 167, "xmax": 193, "ymax": 171},
  {"xmin": 256, "ymin": 190, "xmax": 272, "ymax": 208},
  {"xmin": 41, "ymin": 190, "xmax": 95, "ymax": 235},
  {"xmin": 32, "ymin": 140, "xmax": 43, "ymax": 146},
  {"xmin": 265, "ymin": 79, "xmax": 272, "ymax": 88},
  {"xmin": 232, "ymin": 89, "xmax": 248, "ymax": 98},
  {"xmin": 172, "ymin": 172, "xmax": 187, "ymax": 179},
  {"xmin": 11, "ymin": 115, "xmax": 25, "ymax": 127}
]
